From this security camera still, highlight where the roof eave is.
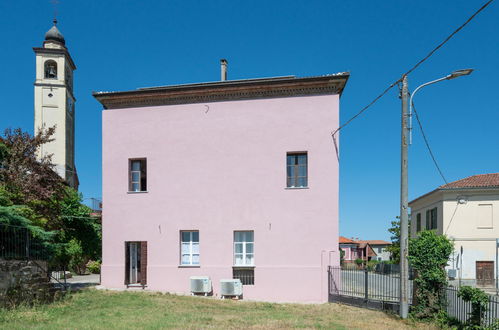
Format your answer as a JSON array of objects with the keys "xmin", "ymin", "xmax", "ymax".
[{"xmin": 93, "ymin": 73, "xmax": 350, "ymax": 110}]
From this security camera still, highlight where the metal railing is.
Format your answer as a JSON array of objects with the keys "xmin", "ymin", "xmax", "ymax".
[
  {"xmin": 445, "ymin": 286, "xmax": 499, "ymax": 327},
  {"xmin": 0, "ymin": 223, "xmax": 51, "ymax": 260},
  {"xmin": 0, "ymin": 223, "xmax": 68, "ymax": 289},
  {"xmin": 233, "ymin": 268, "xmax": 255, "ymax": 285},
  {"xmin": 328, "ymin": 266, "xmax": 413, "ymax": 312}
]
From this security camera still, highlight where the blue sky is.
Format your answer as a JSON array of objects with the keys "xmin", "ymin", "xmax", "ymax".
[{"xmin": 1, "ymin": 1, "xmax": 497, "ymax": 241}]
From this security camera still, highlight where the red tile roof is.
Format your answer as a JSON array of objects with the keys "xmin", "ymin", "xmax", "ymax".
[
  {"xmin": 357, "ymin": 240, "xmax": 391, "ymax": 245},
  {"xmin": 439, "ymin": 173, "xmax": 499, "ymax": 189},
  {"xmin": 339, "ymin": 236, "xmax": 355, "ymax": 243}
]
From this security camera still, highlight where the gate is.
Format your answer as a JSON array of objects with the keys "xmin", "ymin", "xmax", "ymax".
[{"xmin": 328, "ymin": 266, "xmax": 413, "ymax": 313}]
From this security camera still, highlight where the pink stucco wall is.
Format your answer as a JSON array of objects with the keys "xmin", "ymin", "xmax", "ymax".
[{"xmin": 102, "ymin": 94, "xmax": 340, "ymax": 302}]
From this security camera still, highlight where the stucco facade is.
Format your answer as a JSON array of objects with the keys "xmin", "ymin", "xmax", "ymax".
[
  {"xmin": 410, "ymin": 175, "xmax": 499, "ymax": 287},
  {"xmin": 96, "ymin": 75, "xmax": 348, "ymax": 302}
]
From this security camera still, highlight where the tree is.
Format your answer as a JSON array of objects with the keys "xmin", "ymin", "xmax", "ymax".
[
  {"xmin": 385, "ymin": 218, "xmax": 401, "ymax": 263},
  {"xmin": 55, "ymin": 187, "xmax": 101, "ymax": 271},
  {"xmin": 408, "ymin": 230, "xmax": 453, "ymax": 320},
  {"xmin": 0, "ymin": 127, "xmax": 65, "ymax": 226},
  {"xmin": 0, "ymin": 127, "xmax": 101, "ymax": 273}
]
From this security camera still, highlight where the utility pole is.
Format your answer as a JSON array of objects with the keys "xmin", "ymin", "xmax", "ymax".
[{"xmin": 399, "ymin": 74, "xmax": 409, "ymax": 318}]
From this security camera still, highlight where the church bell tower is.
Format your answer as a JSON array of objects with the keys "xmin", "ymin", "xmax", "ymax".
[{"xmin": 33, "ymin": 19, "xmax": 78, "ymax": 189}]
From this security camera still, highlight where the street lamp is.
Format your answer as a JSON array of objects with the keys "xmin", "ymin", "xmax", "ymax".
[
  {"xmin": 409, "ymin": 69, "xmax": 474, "ymax": 144},
  {"xmin": 398, "ymin": 68, "xmax": 473, "ymax": 319}
]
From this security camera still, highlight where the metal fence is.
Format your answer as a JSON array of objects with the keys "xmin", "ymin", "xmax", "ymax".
[
  {"xmin": 445, "ymin": 286, "xmax": 499, "ymax": 327},
  {"xmin": 328, "ymin": 266, "xmax": 413, "ymax": 312},
  {"xmin": 0, "ymin": 223, "xmax": 52, "ymax": 260},
  {"xmin": 0, "ymin": 223, "xmax": 68, "ymax": 288}
]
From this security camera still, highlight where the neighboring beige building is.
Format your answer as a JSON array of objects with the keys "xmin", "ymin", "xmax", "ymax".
[
  {"xmin": 33, "ymin": 19, "xmax": 78, "ymax": 189},
  {"xmin": 410, "ymin": 173, "xmax": 499, "ymax": 287}
]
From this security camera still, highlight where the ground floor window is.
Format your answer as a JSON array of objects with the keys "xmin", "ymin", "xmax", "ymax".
[
  {"xmin": 234, "ymin": 231, "xmax": 254, "ymax": 266},
  {"xmin": 233, "ymin": 268, "xmax": 255, "ymax": 285},
  {"xmin": 180, "ymin": 231, "xmax": 199, "ymax": 266}
]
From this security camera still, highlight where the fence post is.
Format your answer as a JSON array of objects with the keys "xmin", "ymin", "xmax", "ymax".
[
  {"xmin": 364, "ymin": 268, "xmax": 369, "ymax": 302},
  {"xmin": 25, "ymin": 229, "xmax": 30, "ymax": 259}
]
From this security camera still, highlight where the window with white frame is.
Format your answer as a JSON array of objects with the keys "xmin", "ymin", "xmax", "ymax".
[
  {"xmin": 234, "ymin": 231, "xmax": 254, "ymax": 266},
  {"xmin": 129, "ymin": 158, "xmax": 147, "ymax": 192},
  {"xmin": 180, "ymin": 231, "xmax": 199, "ymax": 266}
]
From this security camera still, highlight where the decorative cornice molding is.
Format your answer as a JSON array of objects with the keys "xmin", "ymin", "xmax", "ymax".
[
  {"xmin": 93, "ymin": 74, "xmax": 349, "ymax": 110},
  {"xmin": 33, "ymin": 47, "xmax": 77, "ymax": 70}
]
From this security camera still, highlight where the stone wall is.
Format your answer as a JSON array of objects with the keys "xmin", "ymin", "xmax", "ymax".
[{"xmin": 0, "ymin": 259, "xmax": 57, "ymax": 307}]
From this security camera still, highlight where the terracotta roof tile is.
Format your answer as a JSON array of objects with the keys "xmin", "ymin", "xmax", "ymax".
[
  {"xmin": 439, "ymin": 173, "xmax": 499, "ymax": 189},
  {"xmin": 357, "ymin": 240, "xmax": 391, "ymax": 245},
  {"xmin": 339, "ymin": 236, "xmax": 355, "ymax": 243}
]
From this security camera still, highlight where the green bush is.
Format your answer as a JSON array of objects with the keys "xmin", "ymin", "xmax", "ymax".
[
  {"xmin": 354, "ymin": 258, "xmax": 364, "ymax": 267},
  {"xmin": 366, "ymin": 260, "xmax": 379, "ymax": 271},
  {"xmin": 87, "ymin": 260, "xmax": 101, "ymax": 274},
  {"xmin": 408, "ymin": 230, "xmax": 453, "ymax": 320},
  {"xmin": 457, "ymin": 286, "xmax": 489, "ymax": 327}
]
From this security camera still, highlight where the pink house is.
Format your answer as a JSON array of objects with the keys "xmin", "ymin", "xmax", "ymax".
[{"xmin": 94, "ymin": 71, "xmax": 349, "ymax": 302}]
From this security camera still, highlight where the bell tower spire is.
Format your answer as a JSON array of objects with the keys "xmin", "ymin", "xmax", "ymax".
[{"xmin": 33, "ymin": 19, "xmax": 78, "ymax": 189}]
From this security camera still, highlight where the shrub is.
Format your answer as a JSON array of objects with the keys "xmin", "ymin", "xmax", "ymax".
[
  {"xmin": 87, "ymin": 260, "xmax": 101, "ymax": 274},
  {"xmin": 457, "ymin": 286, "xmax": 489, "ymax": 327},
  {"xmin": 408, "ymin": 230, "xmax": 453, "ymax": 320},
  {"xmin": 366, "ymin": 260, "xmax": 379, "ymax": 271}
]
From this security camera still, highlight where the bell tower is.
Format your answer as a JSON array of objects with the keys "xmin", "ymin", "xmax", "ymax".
[{"xmin": 33, "ymin": 19, "xmax": 78, "ymax": 189}]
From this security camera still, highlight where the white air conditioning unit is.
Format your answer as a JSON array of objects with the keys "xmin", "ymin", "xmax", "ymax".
[
  {"xmin": 220, "ymin": 279, "xmax": 243, "ymax": 298},
  {"xmin": 190, "ymin": 276, "xmax": 212, "ymax": 296}
]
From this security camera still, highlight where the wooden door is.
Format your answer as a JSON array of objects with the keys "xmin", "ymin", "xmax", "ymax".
[{"xmin": 476, "ymin": 261, "xmax": 494, "ymax": 287}]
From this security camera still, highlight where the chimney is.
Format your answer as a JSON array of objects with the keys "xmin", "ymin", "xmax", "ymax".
[{"xmin": 220, "ymin": 59, "xmax": 228, "ymax": 81}]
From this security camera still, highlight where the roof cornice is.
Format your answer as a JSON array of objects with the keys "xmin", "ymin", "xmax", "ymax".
[
  {"xmin": 409, "ymin": 186, "xmax": 499, "ymax": 205},
  {"xmin": 33, "ymin": 47, "xmax": 77, "ymax": 70},
  {"xmin": 93, "ymin": 73, "xmax": 349, "ymax": 110}
]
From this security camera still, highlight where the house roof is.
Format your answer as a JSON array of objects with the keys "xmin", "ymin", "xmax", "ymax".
[
  {"xmin": 93, "ymin": 73, "xmax": 350, "ymax": 109},
  {"xmin": 339, "ymin": 236, "xmax": 355, "ymax": 244},
  {"xmin": 410, "ymin": 173, "xmax": 499, "ymax": 205},
  {"xmin": 357, "ymin": 240, "xmax": 391, "ymax": 246},
  {"xmin": 439, "ymin": 173, "xmax": 499, "ymax": 189}
]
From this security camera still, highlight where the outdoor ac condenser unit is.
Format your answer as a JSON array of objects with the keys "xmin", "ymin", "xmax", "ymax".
[
  {"xmin": 220, "ymin": 279, "xmax": 243, "ymax": 298},
  {"xmin": 190, "ymin": 276, "xmax": 212, "ymax": 296}
]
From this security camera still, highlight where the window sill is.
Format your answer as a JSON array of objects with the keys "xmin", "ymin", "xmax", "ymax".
[
  {"xmin": 233, "ymin": 266, "xmax": 255, "ymax": 269},
  {"xmin": 127, "ymin": 191, "xmax": 148, "ymax": 194},
  {"xmin": 178, "ymin": 265, "xmax": 200, "ymax": 268},
  {"xmin": 285, "ymin": 187, "xmax": 309, "ymax": 190}
]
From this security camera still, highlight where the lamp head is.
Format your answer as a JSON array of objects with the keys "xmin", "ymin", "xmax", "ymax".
[{"xmin": 446, "ymin": 68, "xmax": 474, "ymax": 80}]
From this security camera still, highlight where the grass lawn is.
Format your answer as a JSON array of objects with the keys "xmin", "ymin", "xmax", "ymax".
[{"xmin": 0, "ymin": 289, "xmax": 436, "ymax": 329}]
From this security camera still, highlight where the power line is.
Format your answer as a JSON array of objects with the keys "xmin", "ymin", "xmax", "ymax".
[
  {"xmin": 331, "ymin": 0, "xmax": 495, "ymax": 138},
  {"xmin": 411, "ymin": 100, "xmax": 448, "ymax": 184}
]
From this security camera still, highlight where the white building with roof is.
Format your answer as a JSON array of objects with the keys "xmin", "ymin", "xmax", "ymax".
[{"xmin": 410, "ymin": 173, "xmax": 499, "ymax": 288}]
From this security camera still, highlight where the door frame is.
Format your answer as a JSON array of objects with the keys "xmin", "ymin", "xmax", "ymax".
[{"xmin": 125, "ymin": 241, "xmax": 147, "ymax": 287}]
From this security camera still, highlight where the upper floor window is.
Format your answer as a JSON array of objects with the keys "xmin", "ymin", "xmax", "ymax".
[
  {"xmin": 477, "ymin": 204, "xmax": 493, "ymax": 229},
  {"xmin": 234, "ymin": 231, "xmax": 254, "ymax": 266},
  {"xmin": 129, "ymin": 158, "xmax": 147, "ymax": 192},
  {"xmin": 287, "ymin": 152, "xmax": 307, "ymax": 188},
  {"xmin": 426, "ymin": 207, "xmax": 437, "ymax": 230},
  {"xmin": 44, "ymin": 60, "xmax": 57, "ymax": 79},
  {"xmin": 416, "ymin": 213, "xmax": 421, "ymax": 232},
  {"xmin": 180, "ymin": 231, "xmax": 199, "ymax": 266}
]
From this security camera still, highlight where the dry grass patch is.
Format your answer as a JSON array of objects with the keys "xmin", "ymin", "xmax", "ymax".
[{"xmin": 0, "ymin": 289, "xmax": 436, "ymax": 329}]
